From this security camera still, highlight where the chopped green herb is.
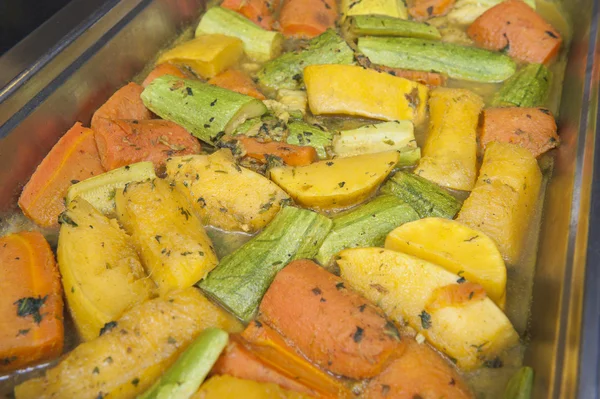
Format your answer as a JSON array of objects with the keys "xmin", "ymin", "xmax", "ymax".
[
  {"xmin": 419, "ymin": 310, "xmax": 432, "ymax": 329},
  {"xmin": 14, "ymin": 296, "xmax": 47, "ymax": 324}
]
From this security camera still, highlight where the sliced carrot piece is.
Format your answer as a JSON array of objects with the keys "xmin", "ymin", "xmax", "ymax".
[
  {"xmin": 237, "ymin": 136, "xmax": 318, "ymax": 166},
  {"xmin": 91, "ymin": 83, "xmax": 153, "ymax": 130},
  {"xmin": 18, "ymin": 122, "xmax": 105, "ymax": 228},
  {"xmin": 208, "ymin": 69, "xmax": 266, "ymax": 100},
  {"xmin": 407, "ymin": 0, "xmax": 456, "ymax": 21},
  {"xmin": 467, "ymin": 0, "xmax": 562, "ymax": 64},
  {"xmin": 259, "ymin": 259, "xmax": 401, "ymax": 379},
  {"xmin": 365, "ymin": 338, "xmax": 473, "ymax": 399},
  {"xmin": 221, "ymin": 0, "xmax": 280, "ymax": 30},
  {"xmin": 242, "ymin": 321, "xmax": 351, "ymax": 398},
  {"xmin": 94, "ymin": 119, "xmax": 201, "ymax": 170},
  {"xmin": 0, "ymin": 231, "xmax": 64, "ymax": 373},
  {"xmin": 373, "ymin": 64, "xmax": 447, "ymax": 87},
  {"xmin": 212, "ymin": 336, "xmax": 317, "ymax": 396},
  {"xmin": 278, "ymin": 0, "xmax": 338, "ymax": 38},
  {"xmin": 142, "ymin": 64, "xmax": 190, "ymax": 87},
  {"xmin": 480, "ymin": 107, "xmax": 559, "ymax": 157}
]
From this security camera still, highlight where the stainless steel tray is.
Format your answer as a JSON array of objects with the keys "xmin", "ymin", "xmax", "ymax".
[{"xmin": 0, "ymin": 0, "xmax": 598, "ymax": 397}]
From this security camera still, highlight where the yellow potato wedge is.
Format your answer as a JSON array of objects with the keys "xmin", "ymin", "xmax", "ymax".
[
  {"xmin": 57, "ymin": 198, "xmax": 156, "ymax": 341},
  {"xmin": 304, "ymin": 64, "xmax": 428, "ymax": 124},
  {"xmin": 385, "ymin": 217, "xmax": 507, "ymax": 308},
  {"xmin": 456, "ymin": 142, "xmax": 542, "ymax": 264},
  {"xmin": 166, "ymin": 150, "xmax": 290, "ymax": 233},
  {"xmin": 15, "ymin": 288, "xmax": 242, "ymax": 399},
  {"xmin": 115, "ymin": 179, "xmax": 218, "ymax": 296},
  {"xmin": 337, "ymin": 247, "xmax": 519, "ymax": 370},
  {"xmin": 269, "ymin": 151, "xmax": 399, "ymax": 211},
  {"xmin": 157, "ymin": 34, "xmax": 243, "ymax": 78},
  {"xmin": 193, "ymin": 375, "xmax": 311, "ymax": 399},
  {"xmin": 414, "ymin": 88, "xmax": 484, "ymax": 191}
]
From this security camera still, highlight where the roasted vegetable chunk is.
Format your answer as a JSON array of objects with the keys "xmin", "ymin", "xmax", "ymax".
[
  {"xmin": 166, "ymin": 149, "xmax": 290, "ymax": 233},
  {"xmin": 15, "ymin": 288, "xmax": 242, "ymax": 399},
  {"xmin": 115, "ymin": 179, "xmax": 219, "ymax": 296},
  {"xmin": 57, "ymin": 197, "xmax": 156, "ymax": 341}
]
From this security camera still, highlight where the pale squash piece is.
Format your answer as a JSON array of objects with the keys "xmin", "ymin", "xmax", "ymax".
[
  {"xmin": 385, "ymin": 217, "xmax": 507, "ymax": 308},
  {"xmin": 193, "ymin": 375, "xmax": 312, "ymax": 399},
  {"xmin": 157, "ymin": 34, "xmax": 243, "ymax": 79},
  {"xmin": 15, "ymin": 288, "xmax": 243, "ymax": 399},
  {"xmin": 337, "ymin": 247, "xmax": 519, "ymax": 370},
  {"xmin": 341, "ymin": 0, "xmax": 408, "ymax": 20},
  {"xmin": 57, "ymin": 198, "xmax": 156, "ymax": 341},
  {"xmin": 115, "ymin": 179, "xmax": 218, "ymax": 296},
  {"xmin": 166, "ymin": 150, "xmax": 289, "ymax": 233},
  {"xmin": 304, "ymin": 64, "xmax": 428, "ymax": 125},
  {"xmin": 414, "ymin": 88, "xmax": 484, "ymax": 191},
  {"xmin": 269, "ymin": 151, "xmax": 399, "ymax": 211},
  {"xmin": 456, "ymin": 142, "xmax": 542, "ymax": 264}
]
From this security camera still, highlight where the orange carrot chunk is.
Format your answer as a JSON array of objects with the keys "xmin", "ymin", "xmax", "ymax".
[
  {"xmin": 407, "ymin": 0, "xmax": 456, "ymax": 21},
  {"xmin": 142, "ymin": 64, "xmax": 190, "ymax": 87},
  {"xmin": 18, "ymin": 122, "xmax": 105, "ymax": 228},
  {"xmin": 259, "ymin": 259, "xmax": 401, "ymax": 379},
  {"xmin": 237, "ymin": 136, "xmax": 318, "ymax": 166},
  {"xmin": 0, "ymin": 231, "xmax": 64, "ymax": 373},
  {"xmin": 94, "ymin": 119, "xmax": 202, "ymax": 171},
  {"xmin": 91, "ymin": 82, "xmax": 153, "ymax": 130},
  {"xmin": 373, "ymin": 64, "xmax": 447, "ymax": 87},
  {"xmin": 221, "ymin": 0, "xmax": 280, "ymax": 30},
  {"xmin": 278, "ymin": 0, "xmax": 338, "ymax": 39},
  {"xmin": 242, "ymin": 321, "xmax": 351, "ymax": 398},
  {"xmin": 467, "ymin": 0, "xmax": 562, "ymax": 65},
  {"xmin": 365, "ymin": 339, "xmax": 473, "ymax": 399},
  {"xmin": 208, "ymin": 69, "xmax": 266, "ymax": 100},
  {"xmin": 480, "ymin": 107, "xmax": 559, "ymax": 157},
  {"xmin": 212, "ymin": 336, "xmax": 316, "ymax": 396}
]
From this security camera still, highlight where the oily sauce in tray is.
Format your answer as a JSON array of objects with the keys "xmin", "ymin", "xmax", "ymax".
[{"xmin": 0, "ymin": 0, "xmax": 570, "ymax": 398}]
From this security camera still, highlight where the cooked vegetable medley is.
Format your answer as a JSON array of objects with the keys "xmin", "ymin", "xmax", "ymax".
[{"xmin": 1, "ymin": 0, "xmax": 569, "ymax": 397}]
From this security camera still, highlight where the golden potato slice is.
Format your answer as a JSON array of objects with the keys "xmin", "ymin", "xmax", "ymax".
[
  {"xmin": 15, "ymin": 288, "xmax": 242, "ymax": 399},
  {"xmin": 304, "ymin": 64, "xmax": 428, "ymax": 124},
  {"xmin": 385, "ymin": 217, "xmax": 507, "ymax": 308},
  {"xmin": 337, "ymin": 247, "xmax": 519, "ymax": 370},
  {"xmin": 414, "ymin": 88, "xmax": 484, "ymax": 191},
  {"xmin": 57, "ymin": 198, "xmax": 156, "ymax": 341},
  {"xmin": 115, "ymin": 179, "xmax": 218, "ymax": 296},
  {"xmin": 166, "ymin": 149, "xmax": 289, "ymax": 233},
  {"xmin": 269, "ymin": 151, "xmax": 399, "ymax": 211},
  {"xmin": 456, "ymin": 142, "xmax": 542, "ymax": 264},
  {"xmin": 157, "ymin": 34, "xmax": 243, "ymax": 78}
]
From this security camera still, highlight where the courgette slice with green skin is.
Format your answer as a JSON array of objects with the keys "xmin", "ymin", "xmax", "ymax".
[
  {"xmin": 286, "ymin": 121, "xmax": 333, "ymax": 159},
  {"xmin": 316, "ymin": 195, "xmax": 419, "ymax": 266},
  {"xmin": 199, "ymin": 206, "xmax": 333, "ymax": 323},
  {"xmin": 503, "ymin": 367, "xmax": 534, "ymax": 399},
  {"xmin": 358, "ymin": 37, "xmax": 516, "ymax": 83},
  {"xmin": 492, "ymin": 64, "xmax": 551, "ymax": 108},
  {"xmin": 195, "ymin": 7, "xmax": 283, "ymax": 62},
  {"xmin": 381, "ymin": 171, "xmax": 462, "ymax": 219},
  {"xmin": 257, "ymin": 29, "xmax": 355, "ymax": 91},
  {"xmin": 397, "ymin": 147, "xmax": 422, "ymax": 167},
  {"xmin": 349, "ymin": 15, "xmax": 441, "ymax": 40},
  {"xmin": 141, "ymin": 75, "xmax": 267, "ymax": 144},
  {"xmin": 66, "ymin": 162, "xmax": 156, "ymax": 216},
  {"xmin": 138, "ymin": 327, "xmax": 229, "ymax": 399},
  {"xmin": 333, "ymin": 120, "xmax": 416, "ymax": 158}
]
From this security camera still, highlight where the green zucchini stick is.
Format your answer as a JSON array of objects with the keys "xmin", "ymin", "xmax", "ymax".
[
  {"xmin": 141, "ymin": 75, "xmax": 267, "ymax": 144},
  {"xmin": 138, "ymin": 327, "xmax": 229, "ymax": 399},
  {"xmin": 358, "ymin": 37, "xmax": 516, "ymax": 82}
]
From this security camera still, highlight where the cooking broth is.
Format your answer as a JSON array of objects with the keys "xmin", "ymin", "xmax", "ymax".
[{"xmin": 0, "ymin": 0, "xmax": 571, "ymax": 398}]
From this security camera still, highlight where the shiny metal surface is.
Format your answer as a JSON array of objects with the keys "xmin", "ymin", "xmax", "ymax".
[{"xmin": 0, "ymin": 0, "xmax": 598, "ymax": 397}]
